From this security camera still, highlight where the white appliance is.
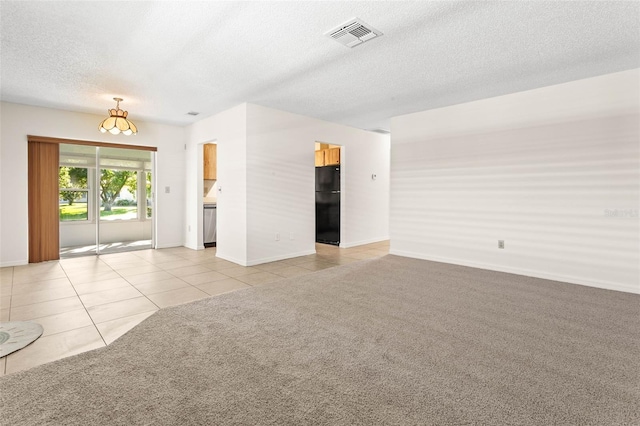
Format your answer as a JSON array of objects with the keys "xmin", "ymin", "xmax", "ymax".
[{"xmin": 204, "ymin": 204, "xmax": 216, "ymax": 246}]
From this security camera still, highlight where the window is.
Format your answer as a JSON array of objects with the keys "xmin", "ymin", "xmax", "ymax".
[
  {"xmin": 59, "ymin": 145, "xmax": 153, "ymax": 223},
  {"xmin": 99, "ymin": 168, "xmax": 139, "ymax": 221},
  {"xmin": 59, "ymin": 167, "xmax": 89, "ymax": 221}
]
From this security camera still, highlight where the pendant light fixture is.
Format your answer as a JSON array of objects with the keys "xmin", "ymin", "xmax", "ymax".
[{"xmin": 98, "ymin": 97, "xmax": 138, "ymax": 135}]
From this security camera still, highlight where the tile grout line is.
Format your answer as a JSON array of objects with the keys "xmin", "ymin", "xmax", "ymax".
[
  {"xmin": 4, "ymin": 263, "xmax": 89, "ymax": 375},
  {"xmin": 127, "ymin": 251, "xmax": 254, "ymax": 300},
  {"xmin": 100, "ymin": 253, "xmax": 236, "ymax": 312},
  {"xmin": 59, "ymin": 259, "xmax": 110, "ymax": 347},
  {"xmin": 59, "ymin": 256, "xmax": 168, "ymax": 345},
  {"xmin": 98, "ymin": 255, "xmax": 164, "ymax": 315},
  {"xmin": 123, "ymin": 257, "xmax": 206, "ymax": 301}
]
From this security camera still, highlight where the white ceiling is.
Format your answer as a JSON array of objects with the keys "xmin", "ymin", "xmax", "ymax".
[{"xmin": 1, "ymin": 1, "xmax": 638, "ymax": 131}]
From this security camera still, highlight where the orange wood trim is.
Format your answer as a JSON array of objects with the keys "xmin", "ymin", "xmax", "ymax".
[
  {"xmin": 28, "ymin": 141, "xmax": 60, "ymax": 263},
  {"xmin": 27, "ymin": 135, "xmax": 157, "ymax": 152}
]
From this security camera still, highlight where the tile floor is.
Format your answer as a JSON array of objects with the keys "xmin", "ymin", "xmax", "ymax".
[{"xmin": 0, "ymin": 241, "xmax": 389, "ymax": 376}]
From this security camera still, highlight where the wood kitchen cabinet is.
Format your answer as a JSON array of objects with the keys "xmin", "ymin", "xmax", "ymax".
[
  {"xmin": 325, "ymin": 147, "xmax": 340, "ymax": 165},
  {"xmin": 204, "ymin": 144, "xmax": 217, "ymax": 180},
  {"xmin": 315, "ymin": 147, "xmax": 340, "ymax": 166}
]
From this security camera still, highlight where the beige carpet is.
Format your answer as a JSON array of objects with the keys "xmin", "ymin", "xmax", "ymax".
[{"xmin": 1, "ymin": 255, "xmax": 639, "ymax": 425}]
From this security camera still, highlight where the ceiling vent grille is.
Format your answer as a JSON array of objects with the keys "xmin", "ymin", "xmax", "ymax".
[{"xmin": 325, "ymin": 18, "xmax": 382, "ymax": 48}]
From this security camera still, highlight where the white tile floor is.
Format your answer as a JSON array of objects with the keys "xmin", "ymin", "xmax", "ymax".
[{"xmin": 0, "ymin": 241, "xmax": 389, "ymax": 376}]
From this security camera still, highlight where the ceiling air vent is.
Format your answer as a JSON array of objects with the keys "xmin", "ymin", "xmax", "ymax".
[{"xmin": 325, "ymin": 18, "xmax": 383, "ymax": 48}]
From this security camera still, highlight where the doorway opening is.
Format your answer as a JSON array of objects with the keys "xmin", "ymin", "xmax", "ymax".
[
  {"xmin": 315, "ymin": 142, "xmax": 341, "ymax": 246},
  {"xmin": 59, "ymin": 143, "xmax": 155, "ymax": 258},
  {"xmin": 203, "ymin": 143, "xmax": 217, "ymax": 249}
]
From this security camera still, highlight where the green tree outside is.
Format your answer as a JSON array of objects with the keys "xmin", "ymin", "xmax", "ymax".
[
  {"xmin": 128, "ymin": 171, "xmax": 153, "ymax": 217},
  {"xmin": 59, "ymin": 167, "xmax": 140, "ymax": 214},
  {"xmin": 100, "ymin": 169, "xmax": 136, "ymax": 212},
  {"xmin": 59, "ymin": 167, "xmax": 87, "ymax": 206}
]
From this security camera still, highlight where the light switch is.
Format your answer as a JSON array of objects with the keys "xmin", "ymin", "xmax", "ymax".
[{"xmin": 165, "ymin": 186, "xmax": 170, "ymax": 193}]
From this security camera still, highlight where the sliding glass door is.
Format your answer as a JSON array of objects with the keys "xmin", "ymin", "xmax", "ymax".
[
  {"xmin": 59, "ymin": 144, "xmax": 155, "ymax": 257},
  {"xmin": 58, "ymin": 144, "xmax": 97, "ymax": 257},
  {"xmin": 98, "ymin": 146, "xmax": 153, "ymax": 255}
]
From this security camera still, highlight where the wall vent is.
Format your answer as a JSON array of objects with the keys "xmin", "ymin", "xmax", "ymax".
[{"xmin": 325, "ymin": 18, "xmax": 383, "ymax": 48}]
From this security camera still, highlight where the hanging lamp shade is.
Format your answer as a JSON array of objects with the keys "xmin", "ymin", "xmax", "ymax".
[{"xmin": 99, "ymin": 98, "xmax": 138, "ymax": 135}]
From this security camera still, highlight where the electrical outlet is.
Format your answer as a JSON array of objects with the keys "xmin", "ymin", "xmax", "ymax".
[
  {"xmin": 498, "ymin": 240, "xmax": 505, "ymax": 249},
  {"xmin": 165, "ymin": 186, "xmax": 170, "ymax": 194},
  {"xmin": 188, "ymin": 225, "xmax": 191, "ymax": 232},
  {"xmin": 289, "ymin": 232, "xmax": 294, "ymax": 240},
  {"xmin": 275, "ymin": 233, "xmax": 280, "ymax": 241}
]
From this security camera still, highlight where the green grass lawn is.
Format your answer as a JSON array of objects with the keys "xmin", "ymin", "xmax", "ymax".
[
  {"xmin": 59, "ymin": 203, "xmax": 138, "ymax": 221},
  {"xmin": 59, "ymin": 203, "xmax": 88, "ymax": 221}
]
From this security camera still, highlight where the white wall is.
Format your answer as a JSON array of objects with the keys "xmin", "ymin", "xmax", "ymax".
[
  {"xmin": 183, "ymin": 103, "xmax": 390, "ymax": 266},
  {"xmin": 184, "ymin": 104, "xmax": 247, "ymax": 265},
  {"xmin": 0, "ymin": 102, "xmax": 185, "ymax": 266},
  {"xmin": 245, "ymin": 103, "xmax": 390, "ymax": 265},
  {"xmin": 390, "ymin": 69, "xmax": 640, "ymax": 294}
]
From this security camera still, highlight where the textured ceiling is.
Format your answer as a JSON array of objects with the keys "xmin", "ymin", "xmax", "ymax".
[{"xmin": 1, "ymin": 1, "xmax": 639, "ymax": 131}]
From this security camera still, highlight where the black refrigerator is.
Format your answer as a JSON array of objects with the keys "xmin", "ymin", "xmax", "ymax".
[{"xmin": 315, "ymin": 165, "xmax": 340, "ymax": 245}]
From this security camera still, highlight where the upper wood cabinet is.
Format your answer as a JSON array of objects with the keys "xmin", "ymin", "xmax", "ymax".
[
  {"xmin": 325, "ymin": 147, "xmax": 340, "ymax": 166},
  {"xmin": 204, "ymin": 144, "xmax": 217, "ymax": 180},
  {"xmin": 315, "ymin": 147, "xmax": 340, "ymax": 167}
]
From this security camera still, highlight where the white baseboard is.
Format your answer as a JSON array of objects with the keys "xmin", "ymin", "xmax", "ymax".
[
  {"xmin": 215, "ymin": 253, "xmax": 247, "ymax": 266},
  {"xmin": 155, "ymin": 242, "xmax": 184, "ymax": 249},
  {"xmin": 245, "ymin": 249, "xmax": 317, "ymax": 267},
  {"xmin": 217, "ymin": 250, "xmax": 317, "ymax": 267},
  {"xmin": 181, "ymin": 243, "xmax": 206, "ymax": 251},
  {"xmin": 389, "ymin": 249, "xmax": 640, "ymax": 295},
  {"xmin": 0, "ymin": 258, "xmax": 28, "ymax": 267},
  {"xmin": 340, "ymin": 237, "xmax": 389, "ymax": 249}
]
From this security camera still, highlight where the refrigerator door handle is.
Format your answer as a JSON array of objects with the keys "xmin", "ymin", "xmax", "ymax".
[{"xmin": 331, "ymin": 191, "xmax": 340, "ymax": 194}]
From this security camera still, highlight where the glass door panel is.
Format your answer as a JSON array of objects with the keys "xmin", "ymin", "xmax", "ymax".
[
  {"xmin": 59, "ymin": 144, "xmax": 97, "ymax": 257},
  {"xmin": 98, "ymin": 147, "xmax": 153, "ymax": 255}
]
